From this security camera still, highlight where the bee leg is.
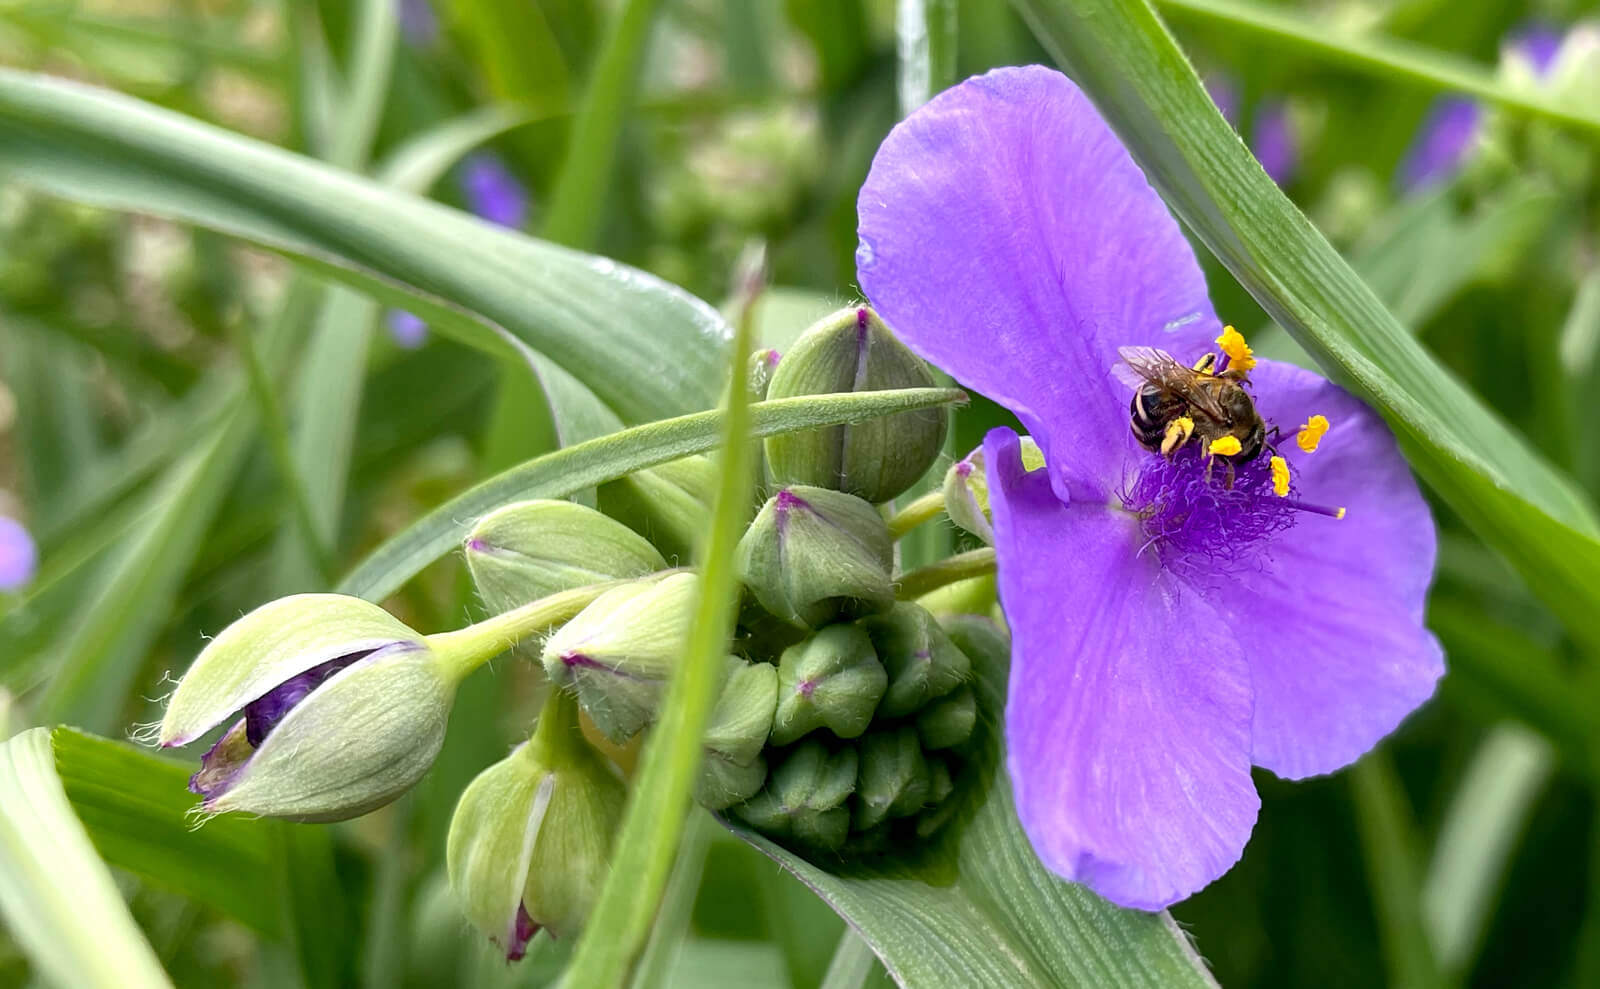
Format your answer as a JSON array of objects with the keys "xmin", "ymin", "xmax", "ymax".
[
  {"xmin": 1160, "ymin": 416, "xmax": 1195, "ymax": 457},
  {"xmin": 1191, "ymin": 352, "xmax": 1217, "ymax": 375},
  {"xmin": 1224, "ymin": 461, "xmax": 1237, "ymax": 490}
]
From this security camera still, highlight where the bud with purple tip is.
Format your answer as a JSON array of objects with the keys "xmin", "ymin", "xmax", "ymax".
[
  {"xmin": 735, "ymin": 485, "xmax": 894, "ymax": 630},
  {"xmin": 465, "ymin": 499, "xmax": 667, "ymax": 615}
]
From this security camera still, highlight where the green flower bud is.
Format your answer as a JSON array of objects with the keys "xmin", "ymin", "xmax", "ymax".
[
  {"xmin": 597, "ymin": 456, "xmax": 718, "ymax": 564},
  {"xmin": 915, "ymin": 756, "xmax": 960, "ymax": 840},
  {"xmin": 916, "ymin": 686, "xmax": 977, "ymax": 750},
  {"xmin": 852, "ymin": 726, "xmax": 930, "ymax": 831},
  {"xmin": 736, "ymin": 485, "xmax": 894, "ymax": 629},
  {"xmin": 764, "ymin": 306, "xmax": 947, "ymax": 502},
  {"xmin": 157, "ymin": 594, "xmax": 455, "ymax": 822},
  {"xmin": 942, "ymin": 440, "xmax": 1044, "ymax": 546},
  {"xmin": 735, "ymin": 740, "xmax": 858, "ymax": 850},
  {"xmin": 447, "ymin": 697, "xmax": 624, "ymax": 959},
  {"xmin": 749, "ymin": 348, "xmax": 781, "ymax": 401},
  {"xmin": 857, "ymin": 603, "xmax": 971, "ymax": 718},
  {"xmin": 697, "ymin": 657, "xmax": 779, "ymax": 810},
  {"xmin": 771, "ymin": 624, "xmax": 886, "ymax": 745},
  {"xmin": 465, "ymin": 500, "xmax": 666, "ymax": 614},
  {"xmin": 541, "ymin": 573, "xmax": 698, "ymax": 743}
]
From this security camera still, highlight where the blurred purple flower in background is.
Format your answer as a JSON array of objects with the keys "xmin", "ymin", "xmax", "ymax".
[
  {"xmin": 857, "ymin": 66, "xmax": 1443, "ymax": 909},
  {"xmin": 397, "ymin": 0, "xmax": 438, "ymax": 47},
  {"xmin": 1205, "ymin": 75, "xmax": 1298, "ymax": 185},
  {"xmin": 0, "ymin": 515, "xmax": 36, "ymax": 591},
  {"xmin": 1399, "ymin": 21, "xmax": 1568, "ymax": 193},
  {"xmin": 387, "ymin": 153, "xmax": 529, "ymax": 347}
]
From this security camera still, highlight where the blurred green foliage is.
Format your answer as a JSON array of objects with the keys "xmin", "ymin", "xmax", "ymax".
[{"xmin": 2, "ymin": 0, "xmax": 1600, "ymax": 986}]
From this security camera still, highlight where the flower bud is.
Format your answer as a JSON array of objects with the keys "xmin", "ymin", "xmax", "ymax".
[
  {"xmin": 598, "ymin": 456, "xmax": 719, "ymax": 563},
  {"xmin": 465, "ymin": 500, "xmax": 666, "ymax": 614},
  {"xmin": 748, "ymin": 348, "xmax": 781, "ymax": 401},
  {"xmin": 857, "ymin": 603, "xmax": 971, "ymax": 718},
  {"xmin": 734, "ymin": 740, "xmax": 858, "ymax": 851},
  {"xmin": 852, "ymin": 726, "xmax": 930, "ymax": 832},
  {"xmin": 763, "ymin": 306, "xmax": 948, "ymax": 503},
  {"xmin": 942, "ymin": 439, "xmax": 1043, "ymax": 546},
  {"xmin": 447, "ymin": 698, "xmax": 624, "ymax": 959},
  {"xmin": 916, "ymin": 686, "xmax": 977, "ymax": 750},
  {"xmin": 158, "ymin": 594, "xmax": 455, "ymax": 821},
  {"xmin": 771, "ymin": 624, "xmax": 887, "ymax": 745},
  {"xmin": 697, "ymin": 657, "xmax": 779, "ymax": 810},
  {"xmin": 541, "ymin": 573, "xmax": 698, "ymax": 744},
  {"xmin": 736, "ymin": 485, "xmax": 894, "ymax": 629},
  {"xmin": 915, "ymin": 756, "xmax": 959, "ymax": 840}
]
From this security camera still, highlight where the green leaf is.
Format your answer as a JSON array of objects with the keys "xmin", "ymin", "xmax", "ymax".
[
  {"xmin": 337, "ymin": 386, "xmax": 967, "ymax": 603},
  {"xmin": 0, "ymin": 728, "xmax": 173, "ymax": 989},
  {"xmin": 50, "ymin": 728, "xmax": 282, "ymax": 936},
  {"xmin": 1154, "ymin": 0, "xmax": 1600, "ymax": 138},
  {"xmin": 1349, "ymin": 753, "xmax": 1442, "ymax": 989},
  {"xmin": 1012, "ymin": 0, "xmax": 1600, "ymax": 650},
  {"xmin": 727, "ymin": 620, "xmax": 1217, "ymax": 989},
  {"xmin": 566, "ymin": 284, "xmax": 758, "ymax": 988},
  {"xmin": 0, "ymin": 68, "xmax": 730, "ymax": 426}
]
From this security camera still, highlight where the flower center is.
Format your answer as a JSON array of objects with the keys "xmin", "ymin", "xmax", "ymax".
[{"xmin": 1122, "ymin": 447, "xmax": 1297, "ymax": 577}]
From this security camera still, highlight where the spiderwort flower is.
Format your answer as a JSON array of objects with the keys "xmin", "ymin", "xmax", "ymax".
[
  {"xmin": 159, "ymin": 594, "xmax": 459, "ymax": 821},
  {"xmin": 461, "ymin": 153, "xmax": 529, "ymax": 229},
  {"xmin": 0, "ymin": 515, "xmax": 36, "ymax": 591},
  {"xmin": 857, "ymin": 66, "xmax": 1443, "ymax": 909}
]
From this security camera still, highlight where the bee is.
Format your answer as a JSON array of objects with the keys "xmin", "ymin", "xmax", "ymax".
[{"xmin": 1116, "ymin": 346, "xmax": 1266, "ymax": 466}]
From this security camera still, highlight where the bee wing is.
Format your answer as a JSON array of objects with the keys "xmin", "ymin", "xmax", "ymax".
[{"xmin": 1112, "ymin": 346, "xmax": 1183, "ymax": 389}]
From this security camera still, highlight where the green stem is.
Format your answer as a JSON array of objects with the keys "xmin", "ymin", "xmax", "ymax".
[
  {"xmin": 1349, "ymin": 753, "xmax": 1445, "ymax": 989},
  {"xmin": 424, "ymin": 581, "xmax": 626, "ymax": 684},
  {"xmin": 885, "ymin": 491, "xmax": 947, "ymax": 541},
  {"xmin": 895, "ymin": 548, "xmax": 997, "ymax": 600}
]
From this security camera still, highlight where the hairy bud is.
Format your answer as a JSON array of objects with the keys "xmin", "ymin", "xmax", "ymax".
[
  {"xmin": 857, "ymin": 603, "xmax": 971, "ymax": 718},
  {"xmin": 465, "ymin": 499, "xmax": 666, "ymax": 613},
  {"xmin": 771, "ymin": 624, "xmax": 887, "ymax": 745},
  {"xmin": 734, "ymin": 740, "xmax": 858, "ymax": 851},
  {"xmin": 736, "ymin": 485, "xmax": 894, "ymax": 629},
  {"xmin": 698, "ymin": 657, "xmax": 780, "ymax": 810}
]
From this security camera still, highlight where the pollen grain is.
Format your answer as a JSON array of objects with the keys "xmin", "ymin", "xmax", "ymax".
[
  {"xmin": 1297, "ymin": 414, "xmax": 1330, "ymax": 452},
  {"xmin": 1208, "ymin": 435, "xmax": 1242, "ymax": 457},
  {"xmin": 1270, "ymin": 455, "xmax": 1290, "ymax": 497},
  {"xmin": 1215, "ymin": 325, "xmax": 1256, "ymax": 372}
]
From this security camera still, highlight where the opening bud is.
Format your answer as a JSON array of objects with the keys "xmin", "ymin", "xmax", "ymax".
[
  {"xmin": 748, "ymin": 347, "xmax": 781, "ymax": 402},
  {"xmin": 857, "ymin": 603, "xmax": 971, "ymax": 718},
  {"xmin": 916, "ymin": 686, "xmax": 977, "ymax": 750},
  {"xmin": 447, "ymin": 696, "xmax": 624, "ymax": 959},
  {"xmin": 736, "ymin": 485, "xmax": 894, "ymax": 629},
  {"xmin": 941, "ymin": 439, "xmax": 1044, "ymax": 546},
  {"xmin": 771, "ymin": 624, "xmax": 887, "ymax": 745},
  {"xmin": 763, "ymin": 306, "xmax": 948, "ymax": 503},
  {"xmin": 541, "ymin": 572, "xmax": 698, "ymax": 744},
  {"xmin": 697, "ymin": 657, "xmax": 780, "ymax": 810},
  {"xmin": 465, "ymin": 500, "xmax": 666, "ymax": 614},
  {"xmin": 734, "ymin": 739, "xmax": 858, "ymax": 851},
  {"xmin": 158, "ymin": 594, "xmax": 455, "ymax": 822},
  {"xmin": 598, "ymin": 456, "xmax": 719, "ymax": 564},
  {"xmin": 852, "ymin": 726, "xmax": 931, "ymax": 832}
]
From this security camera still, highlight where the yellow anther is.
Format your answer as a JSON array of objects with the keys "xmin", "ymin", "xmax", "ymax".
[
  {"xmin": 1270, "ymin": 455, "xmax": 1290, "ymax": 497},
  {"xmin": 1208, "ymin": 435, "xmax": 1242, "ymax": 457},
  {"xmin": 1161, "ymin": 416, "xmax": 1195, "ymax": 456},
  {"xmin": 1335, "ymin": 507, "xmax": 1347, "ymax": 520},
  {"xmin": 1297, "ymin": 414, "xmax": 1330, "ymax": 453},
  {"xmin": 1215, "ymin": 325, "xmax": 1256, "ymax": 372}
]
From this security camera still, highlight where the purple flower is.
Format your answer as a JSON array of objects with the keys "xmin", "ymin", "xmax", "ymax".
[
  {"xmin": 857, "ymin": 66, "xmax": 1443, "ymax": 909},
  {"xmin": 398, "ymin": 0, "xmax": 438, "ymax": 48},
  {"xmin": 1251, "ymin": 99, "xmax": 1299, "ymax": 186},
  {"xmin": 1398, "ymin": 96, "xmax": 1485, "ymax": 194},
  {"xmin": 461, "ymin": 153, "xmax": 528, "ymax": 229},
  {"xmin": 1203, "ymin": 74, "xmax": 1241, "ymax": 129},
  {"xmin": 1505, "ymin": 21, "xmax": 1564, "ymax": 75},
  {"xmin": 387, "ymin": 309, "xmax": 428, "ymax": 348},
  {"xmin": 0, "ymin": 516, "xmax": 36, "ymax": 591}
]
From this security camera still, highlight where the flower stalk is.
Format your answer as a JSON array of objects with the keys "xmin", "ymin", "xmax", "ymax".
[{"xmin": 424, "ymin": 578, "xmax": 636, "ymax": 683}]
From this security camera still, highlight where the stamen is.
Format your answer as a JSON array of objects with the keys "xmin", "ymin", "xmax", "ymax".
[
  {"xmin": 1281, "ymin": 498, "xmax": 1346, "ymax": 520},
  {"xmin": 1270, "ymin": 455, "xmax": 1290, "ymax": 497},
  {"xmin": 1161, "ymin": 416, "xmax": 1195, "ymax": 455},
  {"xmin": 1297, "ymin": 414, "xmax": 1330, "ymax": 452},
  {"xmin": 1207, "ymin": 436, "xmax": 1242, "ymax": 457},
  {"xmin": 1215, "ymin": 326, "xmax": 1256, "ymax": 373}
]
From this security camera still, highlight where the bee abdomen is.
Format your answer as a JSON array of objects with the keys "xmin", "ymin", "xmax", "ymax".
[{"xmin": 1129, "ymin": 386, "xmax": 1171, "ymax": 452}]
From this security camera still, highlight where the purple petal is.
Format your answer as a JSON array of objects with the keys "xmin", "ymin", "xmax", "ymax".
[
  {"xmin": 1398, "ymin": 97, "xmax": 1483, "ymax": 194},
  {"xmin": 387, "ymin": 310, "xmax": 428, "ymax": 349},
  {"xmin": 461, "ymin": 154, "xmax": 528, "ymax": 229},
  {"xmin": 507, "ymin": 902, "xmax": 541, "ymax": 961},
  {"xmin": 244, "ymin": 651, "xmax": 373, "ymax": 746},
  {"xmin": 189, "ymin": 719, "xmax": 253, "ymax": 799},
  {"xmin": 0, "ymin": 516, "xmax": 36, "ymax": 591},
  {"xmin": 1251, "ymin": 100, "xmax": 1299, "ymax": 186},
  {"xmin": 1199, "ymin": 360, "xmax": 1444, "ymax": 778},
  {"xmin": 858, "ymin": 66, "xmax": 1220, "ymax": 503},
  {"xmin": 1505, "ymin": 21, "xmax": 1564, "ymax": 76},
  {"xmin": 986, "ymin": 428, "xmax": 1258, "ymax": 909},
  {"xmin": 398, "ymin": 0, "xmax": 438, "ymax": 47}
]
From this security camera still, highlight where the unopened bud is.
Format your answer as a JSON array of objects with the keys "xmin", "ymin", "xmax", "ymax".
[
  {"xmin": 598, "ymin": 456, "xmax": 719, "ymax": 564},
  {"xmin": 736, "ymin": 486, "xmax": 894, "ymax": 629},
  {"xmin": 915, "ymin": 756, "xmax": 960, "ymax": 840},
  {"xmin": 916, "ymin": 686, "xmax": 977, "ymax": 750},
  {"xmin": 465, "ymin": 500, "xmax": 666, "ymax": 614},
  {"xmin": 852, "ymin": 726, "xmax": 930, "ymax": 831},
  {"xmin": 447, "ymin": 698, "xmax": 624, "ymax": 959},
  {"xmin": 749, "ymin": 348, "xmax": 781, "ymax": 401},
  {"xmin": 158, "ymin": 594, "xmax": 456, "ymax": 822},
  {"xmin": 857, "ymin": 603, "xmax": 970, "ymax": 718},
  {"xmin": 771, "ymin": 624, "xmax": 886, "ymax": 745},
  {"xmin": 764, "ymin": 307, "xmax": 947, "ymax": 502},
  {"xmin": 541, "ymin": 573, "xmax": 698, "ymax": 743},
  {"xmin": 734, "ymin": 740, "xmax": 858, "ymax": 850},
  {"xmin": 942, "ymin": 439, "xmax": 1043, "ymax": 546},
  {"xmin": 697, "ymin": 657, "xmax": 779, "ymax": 810}
]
